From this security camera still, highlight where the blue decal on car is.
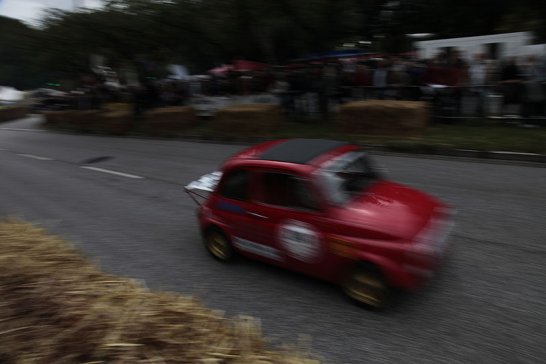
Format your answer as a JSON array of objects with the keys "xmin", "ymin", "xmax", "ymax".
[{"xmin": 216, "ymin": 200, "xmax": 246, "ymax": 214}]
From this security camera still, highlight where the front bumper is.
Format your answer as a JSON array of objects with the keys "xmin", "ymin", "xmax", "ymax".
[{"xmin": 396, "ymin": 210, "xmax": 456, "ymax": 290}]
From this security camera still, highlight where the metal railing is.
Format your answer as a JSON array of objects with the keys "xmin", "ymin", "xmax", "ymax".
[
  {"xmin": 34, "ymin": 83, "xmax": 546, "ymax": 124},
  {"xmin": 278, "ymin": 84, "xmax": 546, "ymax": 122}
]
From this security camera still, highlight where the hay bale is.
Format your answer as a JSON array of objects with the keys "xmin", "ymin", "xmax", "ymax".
[
  {"xmin": 102, "ymin": 103, "xmax": 132, "ymax": 113},
  {"xmin": 44, "ymin": 107, "xmax": 133, "ymax": 135},
  {"xmin": 43, "ymin": 110, "xmax": 101, "ymax": 132},
  {"xmin": 337, "ymin": 100, "xmax": 428, "ymax": 135},
  {"xmin": 74, "ymin": 110, "xmax": 103, "ymax": 132},
  {"xmin": 93, "ymin": 110, "xmax": 133, "ymax": 135},
  {"xmin": 0, "ymin": 220, "xmax": 320, "ymax": 363},
  {"xmin": 214, "ymin": 104, "xmax": 281, "ymax": 136},
  {"xmin": 42, "ymin": 110, "xmax": 63, "ymax": 126},
  {"xmin": 42, "ymin": 110, "xmax": 77, "ymax": 129},
  {"xmin": 142, "ymin": 106, "xmax": 197, "ymax": 136},
  {"xmin": 0, "ymin": 107, "xmax": 28, "ymax": 122}
]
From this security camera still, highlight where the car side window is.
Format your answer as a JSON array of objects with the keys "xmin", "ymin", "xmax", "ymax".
[
  {"xmin": 219, "ymin": 169, "xmax": 250, "ymax": 201},
  {"xmin": 259, "ymin": 172, "xmax": 320, "ymax": 211}
]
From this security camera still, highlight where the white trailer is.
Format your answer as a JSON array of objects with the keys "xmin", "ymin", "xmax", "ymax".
[{"xmin": 415, "ymin": 32, "xmax": 533, "ymax": 60}]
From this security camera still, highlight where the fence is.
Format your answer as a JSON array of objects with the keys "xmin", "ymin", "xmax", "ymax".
[
  {"xmin": 34, "ymin": 83, "xmax": 546, "ymax": 124},
  {"xmin": 278, "ymin": 84, "xmax": 546, "ymax": 122}
]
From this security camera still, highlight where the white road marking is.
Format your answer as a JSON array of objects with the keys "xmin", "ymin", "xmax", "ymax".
[
  {"xmin": 490, "ymin": 151, "xmax": 540, "ymax": 156},
  {"xmin": 17, "ymin": 153, "xmax": 54, "ymax": 161},
  {"xmin": 80, "ymin": 166, "xmax": 144, "ymax": 179},
  {"xmin": 0, "ymin": 128, "xmax": 44, "ymax": 132}
]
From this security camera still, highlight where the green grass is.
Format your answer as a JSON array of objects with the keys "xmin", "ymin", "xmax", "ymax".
[
  {"xmin": 47, "ymin": 113, "xmax": 545, "ymax": 154},
  {"xmin": 180, "ymin": 119, "xmax": 546, "ymax": 154},
  {"xmin": 417, "ymin": 124, "xmax": 546, "ymax": 153}
]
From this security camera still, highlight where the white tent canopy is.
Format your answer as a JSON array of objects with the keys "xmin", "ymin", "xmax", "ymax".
[
  {"xmin": 0, "ymin": 86, "xmax": 25, "ymax": 103},
  {"xmin": 167, "ymin": 64, "xmax": 190, "ymax": 80}
]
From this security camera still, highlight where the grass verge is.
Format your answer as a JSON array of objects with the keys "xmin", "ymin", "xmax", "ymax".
[
  {"xmin": 183, "ymin": 118, "xmax": 546, "ymax": 154},
  {"xmin": 42, "ymin": 114, "xmax": 546, "ymax": 154}
]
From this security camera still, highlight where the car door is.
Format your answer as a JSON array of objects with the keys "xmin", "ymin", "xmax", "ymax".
[
  {"xmin": 212, "ymin": 168, "xmax": 284, "ymax": 263},
  {"xmin": 248, "ymin": 170, "xmax": 331, "ymax": 276}
]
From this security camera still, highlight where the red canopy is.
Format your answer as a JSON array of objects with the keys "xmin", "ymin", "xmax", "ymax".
[
  {"xmin": 208, "ymin": 60, "xmax": 270, "ymax": 75},
  {"xmin": 232, "ymin": 60, "xmax": 269, "ymax": 72},
  {"xmin": 209, "ymin": 64, "xmax": 234, "ymax": 76}
]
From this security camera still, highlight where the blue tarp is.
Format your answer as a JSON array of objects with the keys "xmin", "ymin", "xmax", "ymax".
[{"xmin": 294, "ymin": 49, "xmax": 370, "ymax": 62}]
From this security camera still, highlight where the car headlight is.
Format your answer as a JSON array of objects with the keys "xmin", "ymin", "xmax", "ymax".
[{"xmin": 411, "ymin": 208, "xmax": 455, "ymax": 255}]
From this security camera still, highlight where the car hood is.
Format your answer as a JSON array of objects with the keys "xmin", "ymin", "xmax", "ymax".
[{"xmin": 336, "ymin": 180, "xmax": 443, "ymax": 240}]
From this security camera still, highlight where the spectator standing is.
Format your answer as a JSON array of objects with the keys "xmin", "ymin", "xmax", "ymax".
[
  {"xmin": 521, "ymin": 55, "xmax": 545, "ymax": 118},
  {"xmin": 268, "ymin": 73, "xmax": 291, "ymax": 115},
  {"xmin": 498, "ymin": 57, "xmax": 524, "ymax": 115},
  {"xmin": 354, "ymin": 63, "xmax": 371, "ymax": 86},
  {"xmin": 318, "ymin": 63, "xmax": 339, "ymax": 118},
  {"xmin": 390, "ymin": 57, "xmax": 409, "ymax": 99},
  {"xmin": 373, "ymin": 59, "xmax": 389, "ymax": 99},
  {"xmin": 446, "ymin": 50, "xmax": 468, "ymax": 114},
  {"xmin": 469, "ymin": 54, "xmax": 487, "ymax": 87},
  {"xmin": 469, "ymin": 53, "xmax": 488, "ymax": 115},
  {"xmin": 352, "ymin": 63, "xmax": 371, "ymax": 99},
  {"xmin": 448, "ymin": 50, "xmax": 469, "ymax": 86}
]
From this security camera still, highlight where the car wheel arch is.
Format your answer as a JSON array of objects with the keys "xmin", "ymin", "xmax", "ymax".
[
  {"xmin": 343, "ymin": 253, "xmax": 396, "ymax": 286},
  {"xmin": 342, "ymin": 260, "xmax": 395, "ymax": 310},
  {"xmin": 202, "ymin": 223, "xmax": 229, "ymax": 239},
  {"xmin": 203, "ymin": 224, "xmax": 237, "ymax": 262}
]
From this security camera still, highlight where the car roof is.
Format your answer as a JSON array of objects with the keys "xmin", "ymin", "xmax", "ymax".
[
  {"xmin": 221, "ymin": 139, "xmax": 360, "ymax": 173},
  {"xmin": 257, "ymin": 139, "xmax": 348, "ymax": 165}
]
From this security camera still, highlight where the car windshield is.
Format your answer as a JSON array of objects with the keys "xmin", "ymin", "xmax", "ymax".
[{"xmin": 316, "ymin": 151, "xmax": 380, "ymax": 205}]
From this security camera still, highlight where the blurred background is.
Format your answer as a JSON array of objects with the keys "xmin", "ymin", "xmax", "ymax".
[
  {"xmin": 1, "ymin": 0, "xmax": 546, "ymax": 122},
  {"xmin": 1, "ymin": 3, "xmax": 546, "ymax": 363}
]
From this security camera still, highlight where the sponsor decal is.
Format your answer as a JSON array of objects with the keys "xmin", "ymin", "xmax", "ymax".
[
  {"xmin": 278, "ymin": 220, "xmax": 322, "ymax": 263},
  {"xmin": 215, "ymin": 200, "xmax": 246, "ymax": 214},
  {"xmin": 328, "ymin": 237, "xmax": 358, "ymax": 258},
  {"xmin": 233, "ymin": 237, "xmax": 283, "ymax": 261}
]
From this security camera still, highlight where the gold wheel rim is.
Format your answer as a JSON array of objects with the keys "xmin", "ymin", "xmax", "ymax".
[
  {"xmin": 208, "ymin": 233, "xmax": 229, "ymax": 260},
  {"xmin": 345, "ymin": 272, "xmax": 386, "ymax": 307}
]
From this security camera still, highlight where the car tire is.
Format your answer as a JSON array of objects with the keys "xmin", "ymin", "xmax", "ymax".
[
  {"xmin": 342, "ymin": 263, "xmax": 393, "ymax": 310},
  {"xmin": 204, "ymin": 228, "xmax": 235, "ymax": 263}
]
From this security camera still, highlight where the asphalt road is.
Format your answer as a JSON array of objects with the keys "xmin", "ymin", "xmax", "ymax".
[{"xmin": 1, "ymin": 117, "xmax": 545, "ymax": 364}]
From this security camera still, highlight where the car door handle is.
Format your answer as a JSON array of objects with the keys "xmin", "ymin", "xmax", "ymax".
[{"xmin": 247, "ymin": 211, "xmax": 268, "ymax": 219}]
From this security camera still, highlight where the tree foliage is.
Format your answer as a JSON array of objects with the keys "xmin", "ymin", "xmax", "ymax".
[{"xmin": 1, "ymin": 0, "xmax": 544, "ymax": 89}]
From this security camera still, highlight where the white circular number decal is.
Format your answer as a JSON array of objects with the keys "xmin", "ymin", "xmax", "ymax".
[{"xmin": 278, "ymin": 220, "xmax": 322, "ymax": 262}]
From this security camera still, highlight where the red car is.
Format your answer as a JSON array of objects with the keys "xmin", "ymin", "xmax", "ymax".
[{"xmin": 186, "ymin": 139, "xmax": 454, "ymax": 309}]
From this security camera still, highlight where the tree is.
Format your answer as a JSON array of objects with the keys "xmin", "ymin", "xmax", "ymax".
[
  {"xmin": 0, "ymin": 16, "xmax": 44, "ymax": 89},
  {"xmin": 0, "ymin": 0, "xmax": 544, "ymax": 89}
]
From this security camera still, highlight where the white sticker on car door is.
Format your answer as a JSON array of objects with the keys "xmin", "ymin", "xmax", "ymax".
[{"xmin": 277, "ymin": 220, "xmax": 322, "ymax": 263}]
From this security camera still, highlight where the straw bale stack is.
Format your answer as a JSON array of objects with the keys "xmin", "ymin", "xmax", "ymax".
[
  {"xmin": 74, "ymin": 110, "xmax": 102, "ymax": 132},
  {"xmin": 337, "ymin": 100, "xmax": 428, "ymax": 135},
  {"xmin": 142, "ymin": 106, "xmax": 197, "ymax": 135},
  {"xmin": 0, "ymin": 220, "xmax": 320, "ymax": 364},
  {"xmin": 42, "ymin": 110, "xmax": 77, "ymax": 128},
  {"xmin": 102, "ymin": 103, "xmax": 133, "ymax": 113},
  {"xmin": 0, "ymin": 107, "xmax": 28, "ymax": 122},
  {"xmin": 214, "ymin": 104, "xmax": 280, "ymax": 136},
  {"xmin": 93, "ymin": 104, "xmax": 133, "ymax": 135}
]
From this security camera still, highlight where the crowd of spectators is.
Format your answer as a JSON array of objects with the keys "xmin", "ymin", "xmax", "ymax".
[
  {"xmin": 38, "ymin": 49, "xmax": 546, "ymax": 120},
  {"xmin": 190, "ymin": 49, "xmax": 546, "ymax": 119}
]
